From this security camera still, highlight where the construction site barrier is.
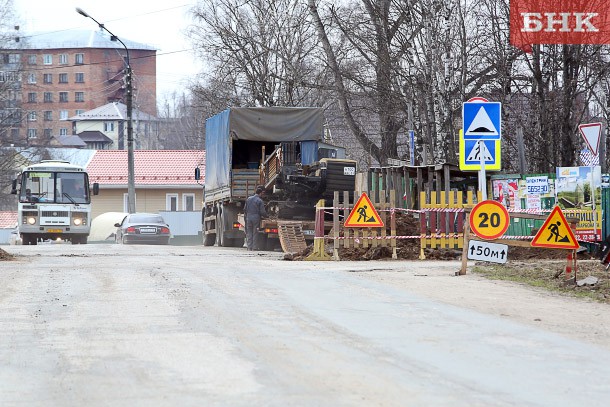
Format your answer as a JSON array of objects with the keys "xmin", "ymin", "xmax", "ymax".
[{"xmin": 300, "ymin": 190, "xmax": 586, "ymax": 264}]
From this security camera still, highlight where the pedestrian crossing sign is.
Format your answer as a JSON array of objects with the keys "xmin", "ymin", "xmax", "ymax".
[
  {"xmin": 459, "ymin": 130, "xmax": 501, "ymax": 170},
  {"xmin": 531, "ymin": 206, "xmax": 579, "ymax": 249},
  {"xmin": 344, "ymin": 193, "xmax": 384, "ymax": 228}
]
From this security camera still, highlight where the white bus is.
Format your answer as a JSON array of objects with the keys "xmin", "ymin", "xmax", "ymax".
[{"xmin": 11, "ymin": 160, "xmax": 98, "ymax": 245}]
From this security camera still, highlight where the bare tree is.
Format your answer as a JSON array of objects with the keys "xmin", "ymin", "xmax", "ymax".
[
  {"xmin": 308, "ymin": 0, "xmax": 414, "ymax": 165},
  {"xmin": 188, "ymin": 0, "xmax": 323, "ymax": 107},
  {"xmin": 157, "ymin": 91, "xmax": 205, "ymax": 150}
]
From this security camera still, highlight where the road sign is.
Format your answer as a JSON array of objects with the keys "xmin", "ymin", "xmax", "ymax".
[
  {"xmin": 463, "ymin": 101, "xmax": 502, "ymax": 140},
  {"xmin": 531, "ymin": 206, "xmax": 579, "ymax": 249},
  {"xmin": 469, "ymin": 200, "xmax": 510, "ymax": 240},
  {"xmin": 459, "ymin": 130, "xmax": 501, "ymax": 170},
  {"xmin": 467, "ymin": 239, "xmax": 508, "ymax": 264},
  {"xmin": 578, "ymin": 122, "xmax": 602, "ymax": 156},
  {"xmin": 344, "ymin": 193, "xmax": 384, "ymax": 228}
]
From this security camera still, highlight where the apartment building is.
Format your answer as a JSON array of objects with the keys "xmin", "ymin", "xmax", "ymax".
[{"xmin": 4, "ymin": 29, "xmax": 157, "ymax": 146}]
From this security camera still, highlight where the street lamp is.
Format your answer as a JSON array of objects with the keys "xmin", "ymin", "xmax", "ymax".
[{"xmin": 76, "ymin": 7, "xmax": 135, "ymax": 214}]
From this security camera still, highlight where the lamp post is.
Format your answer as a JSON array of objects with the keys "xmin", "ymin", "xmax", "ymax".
[{"xmin": 76, "ymin": 7, "xmax": 135, "ymax": 213}]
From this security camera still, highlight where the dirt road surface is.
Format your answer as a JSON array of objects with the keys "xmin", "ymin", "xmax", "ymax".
[{"xmin": 1, "ymin": 244, "xmax": 609, "ymax": 406}]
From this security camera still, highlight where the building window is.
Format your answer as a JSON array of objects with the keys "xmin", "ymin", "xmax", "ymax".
[
  {"xmin": 60, "ymin": 110, "xmax": 68, "ymax": 120},
  {"xmin": 59, "ymin": 92, "xmax": 68, "ymax": 102},
  {"xmin": 44, "ymin": 111, "xmax": 52, "ymax": 121},
  {"xmin": 75, "ymin": 109, "xmax": 84, "ymax": 115},
  {"xmin": 43, "ymin": 73, "xmax": 52, "ymax": 84},
  {"xmin": 44, "ymin": 128, "xmax": 52, "ymax": 137},
  {"xmin": 27, "ymin": 73, "xmax": 36, "ymax": 84},
  {"xmin": 43, "ymin": 92, "xmax": 53, "ymax": 103},
  {"xmin": 0, "ymin": 71, "xmax": 18, "ymax": 82},
  {"xmin": 182, "ymin": 194, "xmax": 195, "ymax": 211},
  {"xmin": 28, "ymin": 111, "xmax": 37, "ymax": 121},
  {"xmin": 43, "ymin": 54, "xmax": 52, "ymax": 65},
  {"xmin": 166, "ymin": 194, "xmax": 178, "ymax": 211},
  {"xmin": 75, "ymin": 72, "xmax": 84, "ymax": 83},
  {"xmin": 59, "ymin": 54, "xmax": 68, "ymax": 64},
  {"xmin": 59, "ymin": 73, "xmax": 68, "ymax": 83},
  {"xmin": 8, "ymin": 54, "xmax": 20, "ymax": 63},
  {"xmin": 11, "ymin": 128, "xmax": 19, "ymax": 139},
  {"xmin": 27, "ymin": 129, "xmax": 37, "ymax": 139},
  {"xmin": 28, "ymin": 55, "xmax": 37, "ymax": 65},
  {"xmin": 75, "ymin": 53, "xmax": 84, "ymax": 65},
  {"xmin": 75, "ymin": 92, "xmax": 84, "ymax": 102},
  {"xmin": 59, "ymin": 128, "xmax": 68, "ymax": 136},
  {"xmin": 104, "ymin": 122, "xmax": 115, "ymax": 132},
  {"xmin": 27, "ymin": 92, "xmax": 37, "ymax": 103}
]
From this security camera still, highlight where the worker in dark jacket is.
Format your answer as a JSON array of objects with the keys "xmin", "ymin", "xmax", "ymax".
[{"xmin": 244, "ymin": 186, "xmax": 268, "ymax": 250}]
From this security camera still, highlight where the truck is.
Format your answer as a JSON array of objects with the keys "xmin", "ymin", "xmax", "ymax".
[
  {"xmin": 11, "ymin": 160, "xmax": 99, "ymax": 245},
  {"xmin": 198, "ymin": 107, "xmax": 357, "ymax": 249}
]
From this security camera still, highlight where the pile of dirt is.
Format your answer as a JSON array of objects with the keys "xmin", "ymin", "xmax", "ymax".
[
  {"xmin": 0, "ymin": 248, "xmax": 14, "ymax": 261},
  {"xmin": 286, "ymin": 212, "xmax": 449, "ymax": 261}
]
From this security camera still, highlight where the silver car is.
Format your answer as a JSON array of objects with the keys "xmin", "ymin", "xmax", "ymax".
[{"xmin": 114, "ymin": 213, "xmax": 171, "ymax": 245}]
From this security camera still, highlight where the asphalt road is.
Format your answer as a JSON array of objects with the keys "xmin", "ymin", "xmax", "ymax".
[{"xmin": 1, "ymin": 243, "xmax": 609, "ymax": 407}]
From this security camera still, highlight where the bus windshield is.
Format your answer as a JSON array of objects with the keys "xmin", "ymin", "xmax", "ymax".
[{"xmin": 19, "ymin": 171, "xmax": 89, "ymax": 204}]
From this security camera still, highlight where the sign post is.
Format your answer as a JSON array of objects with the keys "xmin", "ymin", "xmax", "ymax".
[{"xmin": 479, "ymin": 140, "xmax": 487, "ymax": 200}]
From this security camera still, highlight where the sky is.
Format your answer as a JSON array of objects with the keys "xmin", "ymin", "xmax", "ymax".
[{"xmin": 13, "ymin": 0, "xmax": 203, "ymax": 101}]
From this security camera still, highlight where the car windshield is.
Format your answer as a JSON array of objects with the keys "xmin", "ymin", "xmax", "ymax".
[{"xmin": 129, "ymin": 215, "xmax": 164, "ymax": 224}]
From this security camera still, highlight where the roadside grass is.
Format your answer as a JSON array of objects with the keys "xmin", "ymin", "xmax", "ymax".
[{"xmin": 471, "ymin": 260, "xmax": 610, "ymax": 304}]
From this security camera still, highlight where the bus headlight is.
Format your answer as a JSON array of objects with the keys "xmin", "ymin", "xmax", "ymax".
[
  {"xmin": 27, "ymin": 217, "xmax": 36, "ymax": 225},
  {"xmin": 73, "ymin": 217, "xmax": 83, "ymax": 226}
]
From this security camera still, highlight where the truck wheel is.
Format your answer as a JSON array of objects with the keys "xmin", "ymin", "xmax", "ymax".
[
  {"xmin": 216, "ymin": 213, "xmax": 225, "ymax": 246},
  {"xmin": 217, "ymin": 211, "xmax": 233, "ymax": 247},
  {"xmin": 203, "ymin": 233, "xmax": 215, "ymax": 246}
]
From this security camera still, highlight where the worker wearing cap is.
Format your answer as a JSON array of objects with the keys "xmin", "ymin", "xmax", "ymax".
[{"xmin": 244, "ymin": 186, "xmax": 268, "ymax": 250}]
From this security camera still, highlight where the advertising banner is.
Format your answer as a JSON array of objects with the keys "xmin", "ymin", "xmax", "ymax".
[{"xmin": 555, "ymin": 166, "xmax": 602, "ymax": 241}]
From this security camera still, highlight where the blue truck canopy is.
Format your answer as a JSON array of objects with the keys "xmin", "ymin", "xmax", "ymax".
[{"xmin": 205, "ymin": 107, "xmax": 325, "ymax": 192}]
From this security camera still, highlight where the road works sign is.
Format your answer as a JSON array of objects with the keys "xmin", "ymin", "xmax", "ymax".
[
  {"xmin": 467, "ymin": 240, "xmax": 508, "ymax": 264},
  {"xmin": 462, "ymin": 101, "xmax": 502, "ymax": 140},
  {"xmin": 469, "ymin": 200, "xmax": 510, "ymax": 240},
  {"xmin": 579, "ymin": 122, "xmax": 602, "ymax": 156},
  {"xmin": 531, "ymin": 206, "xmax": 579, "ymax": 249},
  {"xmin": 344, "ymin": 193, "xmax": 384, "ymax": 228}
]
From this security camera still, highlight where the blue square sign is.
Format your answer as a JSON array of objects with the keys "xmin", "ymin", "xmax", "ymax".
[
  {"xmin": 463, "ymin": 102, "xmax": 501, "ymax": 140},
  {"xmin": 464, "ymin": 139, "xmax": 498, "ymax": 166}
]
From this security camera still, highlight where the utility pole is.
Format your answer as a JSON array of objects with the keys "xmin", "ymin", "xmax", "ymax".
[{"xmin": 77, "ymin": 8, "xmax": 135, "ymax": 213}]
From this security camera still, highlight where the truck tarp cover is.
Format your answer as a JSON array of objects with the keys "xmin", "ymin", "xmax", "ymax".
[{"xmin": 205, "ymin": 107, "xmax": 324, "ymax": 191}]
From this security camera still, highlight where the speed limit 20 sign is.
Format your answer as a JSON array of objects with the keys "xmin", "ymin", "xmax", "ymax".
[{"xmin": 469, "ymin": 200, "xmax": 510, "ymax": 240}]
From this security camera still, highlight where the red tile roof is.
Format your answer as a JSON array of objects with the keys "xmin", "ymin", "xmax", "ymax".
[
  {"xmin": 86, "ymin": 150, "xmax": 205, "ymax": 186},
  {"xmin": 0, "ymin": 211, "xmax": 18, "ymax": 229}
]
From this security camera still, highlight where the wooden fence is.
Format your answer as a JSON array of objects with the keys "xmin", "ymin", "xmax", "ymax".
[
  {"xmin": 418, "ymin": 190, "xmax": 482, "ymax": 259},
  {"xmin": 318, "ymin": 189, "xmax": 484, "ymax": 260},
  {"xmin": 331, "ymin": 190, "xmax": 398, "ymax": 260}
]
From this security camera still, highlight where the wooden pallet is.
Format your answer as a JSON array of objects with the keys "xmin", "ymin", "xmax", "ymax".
[{"xmin": 277, "ymin": 221, "xmax": 308, "ymax": 254}]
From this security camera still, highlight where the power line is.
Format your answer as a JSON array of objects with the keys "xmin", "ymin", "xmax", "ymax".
[{"xmin": 19, "ymin": 4, "xmax": 193, "ymax": 40}]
